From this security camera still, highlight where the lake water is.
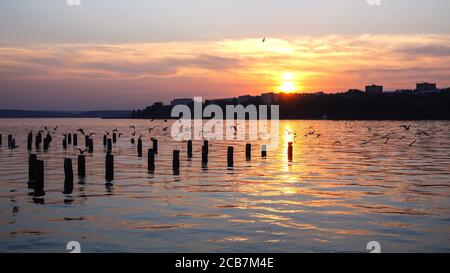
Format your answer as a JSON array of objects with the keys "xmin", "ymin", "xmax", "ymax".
[{"xmin": 0, "ymin": 119, "xmax": 449, "ymax": 253}]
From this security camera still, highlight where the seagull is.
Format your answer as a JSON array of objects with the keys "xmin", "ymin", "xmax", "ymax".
[
  {"xmin": 262, "ymin": 37, "xmax": 266, "ymax": 43},
  {"xmin": 162, "ymin": 127, "xmax": 168, "ymax": 131},
  {"xmin": 77, "ymin": 129, "xmax": 85, "ymax": 135},
  {"xmin": 333, "ymin": 141, "xmax": 342, "ymax": 146},
  {"xmin": 416, "ymin": 130, "xmax": 429, "ymax": 136},
  {"xmin": 130, "ymin": 126, "xmax": 135, "ymax": 130},
  {"xmin": 400, "ymin": 125, "xmax": 411, "ymax": 131},
  {"xmin": 409, "ymin": 140, "xmax": 417, "ymax": 147},
  {"xmin": 75, "ymin": 148, "xmax": 88, "ymax": 154}
]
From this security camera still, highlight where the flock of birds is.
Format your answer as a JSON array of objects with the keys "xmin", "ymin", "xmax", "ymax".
[{"xmin": 285, "ymin": 124, "xmax": 431, "ymax": 148}]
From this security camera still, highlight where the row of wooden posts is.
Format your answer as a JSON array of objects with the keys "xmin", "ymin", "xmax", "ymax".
[{"xmin": 2, "ymin": 132, "xmax": 294, "ymax": 197}]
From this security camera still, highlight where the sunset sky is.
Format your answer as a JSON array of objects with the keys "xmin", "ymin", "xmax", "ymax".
[{"xmin": 1, "ymin": 0, "xmax": 450, "ymax": 110}]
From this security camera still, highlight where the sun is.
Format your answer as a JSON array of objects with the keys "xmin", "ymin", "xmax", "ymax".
[{"xmin": 279, "ymin": 72, "xmax": 298, "ymax": 93}]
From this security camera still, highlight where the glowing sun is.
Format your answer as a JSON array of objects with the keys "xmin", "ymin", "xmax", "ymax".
[{"xmin": 279, "ymin": 73, "xmax": 298, "ymax": 93}]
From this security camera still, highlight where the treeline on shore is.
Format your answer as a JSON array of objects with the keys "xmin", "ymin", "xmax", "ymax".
[{"xmin": 131, "ymin": 89, "xmax": 450, "ymax": 120}]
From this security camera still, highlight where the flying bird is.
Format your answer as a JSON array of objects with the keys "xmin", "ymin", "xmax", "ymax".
[
  {"xmin": 75, "ymin": 148, "xmax": 88, "ymax": 154},
  {"xmin": 77, "ymin": 129, "xmax": 85, "ymax": 135},
  {"xmin": 409, "ymin": 140, "xmax": 417, "ymax": 147},
  {"xmin": 400, "ymin": 125, "xmax": 411, "ymax": 131}
]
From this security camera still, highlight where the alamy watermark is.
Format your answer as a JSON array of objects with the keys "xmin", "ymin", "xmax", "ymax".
[{"xmin": 171, "ymin": 97, "xmax": 280, "ymax": 151}]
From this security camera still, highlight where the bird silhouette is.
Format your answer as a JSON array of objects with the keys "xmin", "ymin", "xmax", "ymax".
[
  {"xmin": 400, "ymin": 125, "xmax": 411, "ymax": 131},
  {"xmin": 77, "ymin": 129, "xmax": 85, "ymax": 135},
  {"xmin": 333, "ymin": 141, "xmax": 342, "ymax": 146},
  {"xmin": 409, "ymin": 140, "xmax": 417, "ymax": 147},
  {"xmin": 262, "ymin": 37, "xmax": 266, "ymax": 43},
  {"xmin": 130, "ymin": 126, "xmax": 135, "ymax": 130},
  {"xmin": 75, "ymin": 148, "xmax": 87, "ymax": 154}
]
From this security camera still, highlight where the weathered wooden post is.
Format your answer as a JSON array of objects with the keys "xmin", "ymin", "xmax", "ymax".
[
  {"xmin": 131, "ymin": 138, "xmax": 135, "ymax": 144},
  {"xmin": 63, "ymin": 137, "xmax": 67, "ymax": 150},
  {"xmin": 11, "ymin": 138, "xmax": 16, "ymax": 149},
  {"xmin": 27, "ymin": 132, "xmax": 33, "ymax": 150},
  {"xmin": 203, "ymin": 140, "xmax": 209, "ymax": 155},
  {"xmin": 46, "ymin": 132, "xmax": 52, "ymax": 143},
  {"xmin": 261, "ymin": 144, "xmax": 267, "ymax": 157},
  {"xmin": 245, "ymin": 143, "xmax": 251, "ymax": 160},
  {"xmin": 103, "ymin": 135, "xmax": 107, "ymax": 146},
  {"xmin": 63, "ymin": 158, "xmax": 74, "ymax": 194},
  {"xmin": 227, "ymin": 146, "xmax": 234, "ymax": 168},
  {"xmin": 137, "ymin": 138, "xmax": 143, "ymax": 157},
  {"xmin": 28, "ymin": 154, "xmax": 37, "ymax": 187},
  {"xmin": 173, "ymin": 150, "xmax": 180, "ymax": 173},
  {"xmin": 8, "ymin": 134, "xmax": 12, "ymax": 149},
  {"xmin": 85, "ymin": 135, "xmax": 89, "ymax": 147},
  {"xmin": 34, "ymin": 160, "xmax": 45, "ymax": 197},
  {"xmin": 35, "ymin": 134, "xmax": 40, "ymax": 149},
  {"xmin": 113, "ymin": 132, "xmax": 117, "ymax": 143},
  {"xmin": 73, "ymin": 134, "xmax": 78, "ymax": 146},
  {"xmin": 202, "ymin": 144, "xmax": 208, "ymax": 165},
  {"xmin": 288, "ymin": 142, "xmax": 293, "ymax": 161},
  {"xmin": 43, "ymin": 136, "xmax": 49, "ymax": 150},
  {"xmin": 187, "ymin": 140, "xmax": 193, "ymax": 159},
  {"xmin": 88, "ymin": 138, "xmax": 94, "ymax": 153},
  {"xmin": 78, "ymin": 154, "xmax": 86, "ymax": 178},
  {"xmin": 67, "ymin": 133, "xmax": 72, "ymax": 145},
  {"xmin": 107, "ymin": 138, "xmax": 112, "ymax": 153},
  {"xmin": 152, "ymin": 138, "xmax": 158, "ymax": 154},
  {"xmin": 105, "ymin": 152, "xmax": 114, "ymax": 183},
  {"xmin": 0, "ymin": 133, "xmax": 2, "ymax": 146},
  {"xmin": 147, "ymin": 148, "xmax": 155, "ymax": 172}
]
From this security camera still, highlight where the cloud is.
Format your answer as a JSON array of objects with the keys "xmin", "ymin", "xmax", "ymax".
[{"xmin": 1, "ymin": 34, "xmax": 450, "ymax": 109}]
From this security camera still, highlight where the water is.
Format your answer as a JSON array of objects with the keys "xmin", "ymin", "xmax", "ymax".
[{"xmin": 0, "ymin": 119, "xmax": 449, "ymax": 253}]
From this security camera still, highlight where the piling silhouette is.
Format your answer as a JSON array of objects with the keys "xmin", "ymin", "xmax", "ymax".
[
  {"xmin": 261, "ymin": 144, "xmax": 267, "ymax": 157},
  {"xmin": 73, "ymin": 134, "xmax": 78, "ymax": 146},
  {"xmin": 173, "ymin": 150, "xmax": 180, "ymax": 174},
  {"xmin": 246, "ymin": 143, "xmax": 251, "ymax": 160},
  {"xmin": 152, "ymin": 138, "xmax": 158, "ymax": 154},
  {"xmin": 63, "ymin": 158, "xmax": 74, "ymax": 194},
  {"xmin": 27, "ymin": 132, "xmax": 33, "ymax": 150},
  {"xmin": 148, "ymin": 148, "xmax": 155, "ymax": 173},
  {"xmin": 33, "ymin": 160, "xmax": 45, "ymax": 197},
  {"xmin": 288, "ymin": 142, "xmax": 293, "ymax": 161},
  {"xmin": 78, "ymin": 155, "xmax": 86, "ymax": 178},
  {"xmin": 137, "ymin": 138, "xmax": 143, "ymax": 157},
  {"xmin": 227, "ymin": 146, "xmax": 234, "ymax": 168},
  {"xmin": 105, "ymin": 152, "xmax": 114, "ymax": 183},
  {"xmin": 187, "ymin": 140, "xmax": 193, "ymax": 159},
  {"xmin": 0, "ymin": 133, "xmax": 2, "ymax": 146},
  {"xmin": 107, "ymin": 138, "xmax": 112, "ymax": 153}
]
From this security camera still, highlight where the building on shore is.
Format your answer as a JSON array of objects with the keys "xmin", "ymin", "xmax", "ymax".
[
  {"xmin": 238, "ymin": 95, "xmax": 255, "ymax": 104},
  {"xmin": 170, "ymin": 98, "xmax": 194, "ymax": 107},
  {"xmin": 416, "ymin": 82, "xmax": 438, "ymax": 93},
  {"xmin": 365, "ymin": 84, "xmax": 383, "ymax": 94},
  {"xmin": 261, "ymin": 92, "xmax": 280, "ymax": 105}
]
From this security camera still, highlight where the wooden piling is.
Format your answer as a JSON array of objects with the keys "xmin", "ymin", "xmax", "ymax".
[
  {"xmin": 34, "ymin": 160, "xmax": 45, "ymax": 197},
  {"xmin": 113, "ymin": 132, "xmax": 117, "ymax": 143},
  {"xmin": 35, "ymin": 134, "xmax": 40, "ymax": 149},
  {"xmin": 105, "ymin": 152, "xmax": 114, "ymax": 183},
  {"xmin": 131, "ymin": 138, "xmax": 135, "ymax": 144},
  {"xmin": 288, "ymin": 142, "xmax": 293, "ymax": 161},
  {"xmin": 77, "ymin": 155, "xmax": 86, "ymax": 178},
  {"xmin": 107, "ymin": 138, "xmax": 112, "ymax": 153},
  {"xmin": 0, "ymin": 133, "xmax": 2, "ymax": 146},
  {"xmin": 28, "ymin": 154, "xmax": 37, "ymax": 186},
  {"xmin": 227, "ymin": 146, "xmax": 234, "ymax": 168},
  {"xmin": 261, "ymin": 144, "xmax": 267, "ymax": 157},
  {"xmin": 173, "ymin": 150, "xmax": 180, "ymax": 173},
  {"xmin": 152, "ymin": 138, "xmax": 158, "ymax": 154},
  {"xmin": 203, "ymin": 140, "xmax": 209, "ymax": 155},
  {"xmin": 68, "ymin": 133, "xmax": 72, "ymax": 145},
  {"xmin": 147, "ymin": 148, "xmax": 155, "ymax": 172},
  {"xmin": 103, "ymin": 135, "xmax": 107, "ymax": 146},
  {"xmin": 8, "ymin": 134, "xmax": 12, "ymax": 149},
  {"xmin": 202, "ymin": 145, "xmax": 208, "ymax": 165},
  {"xmin": 63, "ymin": 137, "xmax": 67, "ymax": 150},
  {"xmin": 85, "ymin": 135, "xmax": 89, "ymax": 147},
  {"xmin": 88, "ymin": 138, "xmax": 94, "ymax": 153},
  {"xmin": 27, "ymin": 132, "xmax": 33, "ymax": 150},
  {"xmin": 43, "ymin": 136, "xmax": 49, "ymax": 150},
  {"xmin": 187, "ymin": 140, "xmax": 193, "ymax": 158},
  {"xmin": 137, "ymin": 138, "xmax": 143, "ymax": 157},
  {"xmin": 245, "ymin": 143, "xmax": 251, "ymax": 160},
  {"xmin": 73, "ymin": 134, "xmax": 78, "ymax": 146},
  {"xmin": 63, "ymin": 158, "xmax": 74, "ymax": 194}
]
